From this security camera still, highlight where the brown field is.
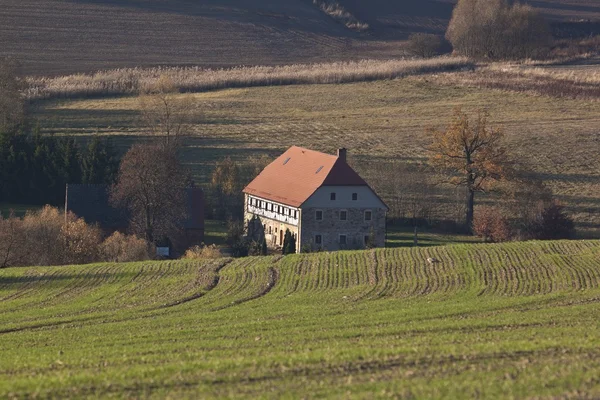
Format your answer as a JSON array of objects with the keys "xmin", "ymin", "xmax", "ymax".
[
  {"xmin": 2, "ymin": 0, "xmax": 599, "ymax": 75},
  {"xmin": 32, "ymin": 73, "xmax": 600, "ymax": 235}
]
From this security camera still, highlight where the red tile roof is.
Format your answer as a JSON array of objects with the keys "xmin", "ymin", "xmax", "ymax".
[{"xmin": 243, "ymin": 146, "xmax": 369, "ymax": 208}]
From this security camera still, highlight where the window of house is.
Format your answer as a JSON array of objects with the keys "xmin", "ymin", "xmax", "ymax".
[
  {"xmin": 365, "ymin": 210, "xmax": 372, "ymax": 221},
  {"xmin": 293, "ymin": 210, "xmax": 297, "ymax": 219},
  {"xmin": 352, "ymin": 193, "xmax": 358, "ymax": 201},
  {"xmin": 315, "ymin": 210, "xmax": 323, "ymax": 221},
  {"xmin": 340, "ymin": 210, "xmax": 347, "ymax": 221},
  {"xmin": 339, "ymin": 235, "xmax": 347, "ymax": 245},
  {"xmin": 275, "ymin": 227, "xmax": 278, "ymax": 233},
  {"xmin": 315, "ymin": 234, "xmax": 322, "ymax": 245},
  {"xmin": 330, "ymin": 192, "xmax": 336, "ymax": 201},
  {"xmin": 269, "ymin": 226, "xmax": 272, "ymax": 234}
]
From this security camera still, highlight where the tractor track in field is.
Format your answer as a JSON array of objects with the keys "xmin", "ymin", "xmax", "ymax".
[
  {"xmin": 158, "ymin": 259, "xmax": 233, "ymax": 309},
  {"xmin": 210, "ymin": 258, "xmax": 282, "ymax": 312}
]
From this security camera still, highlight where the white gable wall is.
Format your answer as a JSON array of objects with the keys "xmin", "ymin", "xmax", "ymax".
[
  {"xmin": 300, "ymin": 185, "xmax": 387, "ymax": 252},
  {"xmin": 302, "ymin": 186, "xmax": 386, "ymax": 209}
]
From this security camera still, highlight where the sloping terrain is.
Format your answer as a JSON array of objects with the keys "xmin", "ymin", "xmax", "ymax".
[
  {"xmin": 33, "ymin": 75, "xmax": 600, "ymax": 235},
  {"xmin": 1, "ymin": 0, "xmax": 361, "ymax": 75},
  {"xmin": 2, "ymin": 0, "xmax": 599, "ymax": 75},
  {"xmin": 1, "ymin": 241, "xmax": 600, "ymax": 397}
]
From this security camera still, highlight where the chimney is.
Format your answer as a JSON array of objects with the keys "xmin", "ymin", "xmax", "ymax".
[{"xmin": 337, "ymin": 148, "xmax": 347, "ymax": 162}]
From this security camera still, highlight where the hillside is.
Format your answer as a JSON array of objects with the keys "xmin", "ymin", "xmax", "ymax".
[
  {"xmin": 33, "ymin": 73, "xmax": 600, "ymax": 235},
  {"xmin": 2, "ymin": 0, "xmax": 599, "ymax": 75},
  {"xmin": 1, "ymin": 241, "xmax": 600, "ymax": 397}
]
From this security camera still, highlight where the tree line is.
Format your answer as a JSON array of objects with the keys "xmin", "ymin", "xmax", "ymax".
[{"xmin": 0, "ymin": 59, "xmax": 118, "ymax": 206}]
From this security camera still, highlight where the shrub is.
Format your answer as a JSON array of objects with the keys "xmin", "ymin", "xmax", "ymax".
[
  {"xmin": 473, "ymin": 206, "xmax": 511, "ymax": 243},
  {"xmin": 183, "ymin": 244, "xmax": 222, "ymax": 260},
  {"xmin": 183, "ymin": 244, "xmax": 223, "ymax": 260},
  {"xmin": 226, "ymin": 219, "xmax": 249, "ymax": 258},
  {"xmin": 407, "ymin": 34, "xmax": 445, "ymax": 58},
  {"xmin": 527, "ymin": 200, "xmax": 575, "ymax": 240},
  {"xmin": 61, "ymin": 218, "xmax": 103, "ymax": 265},
  {"xmin": 446, "ymin": 0, "xmax": 551, "ymax": 59},
  {"xmin": 21, "ymin": 206, "xmax": 72, "ymax": 266},
  {"xmin": 101, "ymin": 231, "xmax": 150, "ymax": 263}
]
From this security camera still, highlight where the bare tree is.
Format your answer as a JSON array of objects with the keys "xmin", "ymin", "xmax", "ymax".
[
  {"xmin": 0, "ymin": 212, "xmax": 25, "ymax": 268},
  {"xmin": 110, "ymin": 143, "xmax": 191, "ymax": 245},
  {"xmin": 428, "ymin": 108, "xmax": 508, "ymax": 230},
  {"xmin": 138, "ymin": 75, "xmax": 193, "ymax": 148}
]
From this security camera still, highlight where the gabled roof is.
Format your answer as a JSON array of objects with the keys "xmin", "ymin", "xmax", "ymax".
[{"xmin": 243, "ymin": 146, "xmax": 370, "ymax": 208}]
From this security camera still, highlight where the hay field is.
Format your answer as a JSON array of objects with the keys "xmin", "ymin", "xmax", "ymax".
[
  {"xmin": 33, "ymin": 75, "xmax": 600, "ymax": 234},
  {"xmin": 1, "ymin": 241, "xmax": 600, "ymax": 397}
]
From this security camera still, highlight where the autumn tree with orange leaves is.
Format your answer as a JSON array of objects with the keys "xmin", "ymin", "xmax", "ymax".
[{"xmin": 429, "ymin": 108, "xmax": 508, "ymax": 231}]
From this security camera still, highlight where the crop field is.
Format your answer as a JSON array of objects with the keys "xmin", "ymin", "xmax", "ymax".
[
  {"xmin": 1, "ymin": 240, "xmax": 600, "ymax": 398},
  {"xmin": 2, "ymin": 0, "xmax": 599, "ymax": 75},
  {"xmin": 33, "ymin": 75, "xmax": 600, "ymax": 235},
  {"xmin": 0, "ymin": 0, "xmax": 394, "ymax": 76}
]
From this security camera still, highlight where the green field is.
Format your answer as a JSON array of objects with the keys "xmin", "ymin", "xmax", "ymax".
[{"xmin": 2, "ymin": 240, "xmax": 600, "ymax": 398}]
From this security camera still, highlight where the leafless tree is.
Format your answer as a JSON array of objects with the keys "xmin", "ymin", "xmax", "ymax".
[
  {"xmin": 110, "ymin": 143, "xmax": 191, "ymax": 245},
  {"xmin": 0, "ymin": 212, "xmax": 25, "ymax": 268},
  {"xmin": 138, "ymin": 75, "xmax": 193, "ymax": 148}
]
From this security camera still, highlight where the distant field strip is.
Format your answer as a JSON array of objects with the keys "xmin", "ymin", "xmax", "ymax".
[
  {"xmin": 2, "ymin": 241, "xmax": 600, "ymax": 398},
  {"xmin": 26, "ymin": 57, "xmax": 472, "ymax": 100}
]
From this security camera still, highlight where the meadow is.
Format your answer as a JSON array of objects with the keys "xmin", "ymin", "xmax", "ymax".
[
  {"xmin": 1, "ymin": 240, "xmax": 600, "ymax": 398},
  {"xmin": 32, "ymin": 71, "xmax": 600, "ymax": 235}
]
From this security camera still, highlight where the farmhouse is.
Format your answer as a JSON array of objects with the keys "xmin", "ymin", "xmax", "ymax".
[{"xmin": 243, "ymin": 146, "xmax": 387, "ymax": 253}]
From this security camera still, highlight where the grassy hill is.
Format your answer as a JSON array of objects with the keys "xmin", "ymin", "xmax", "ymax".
[
  {"xmin": 2, "ymin": 0, "xmax": 599, "ymax": 75},
  {"xmin": 2, "ymin": 241, "xmax": 600, "ymax": 397},
  {"xmin": 33, "ymin": 72, "xmax": 600, "ymax": 235}
]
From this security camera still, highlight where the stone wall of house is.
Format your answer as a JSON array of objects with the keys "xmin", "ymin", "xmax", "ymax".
[{"xmin": 299, "ymin": 207, "xmax": 386, "ymax": 252}]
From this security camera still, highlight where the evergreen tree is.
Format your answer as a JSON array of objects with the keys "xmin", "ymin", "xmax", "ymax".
[
  {"xmin": 282, "ymin": 229, "xmax": 296, "ymax": 255},
  {"xmin": 261, "ymin": 237, "xmax": 268, "ymax": 256},
  {"xmin": 81, "ymin": 136, "xmax": 118, "ymax": 185}
]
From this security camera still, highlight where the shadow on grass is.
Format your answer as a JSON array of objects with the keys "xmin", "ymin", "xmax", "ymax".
[{"xmin": 386, "ymin": 226, "xmax": 479, "ymax": 248}]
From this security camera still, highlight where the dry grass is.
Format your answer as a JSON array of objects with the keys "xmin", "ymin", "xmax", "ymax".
[
  {"xmin": 33, "ymin": 76, "xmax": 600, "ymax": 236},
  {"xmin": 429, "ymin": 57, "xmax": 600, "ymax": 101},
  {"xmin": 26, "ymin": 57, "xmax": 473, "ymax": 101}
]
